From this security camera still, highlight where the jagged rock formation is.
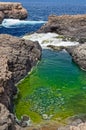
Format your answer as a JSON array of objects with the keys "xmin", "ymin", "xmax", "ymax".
[
  {"xmin": 0, "ymin": 2, "xmax": 28, "ymax": 23},
  {"xmin": 38, "ymin": 14, "xmax": 86, "ymax": 42},
  {"xmin": 0, "ymin": 34, "xmax": 42, "ymax": 112},
  {"xmin": 67, "ymin": 44, "xmax": 86, "ymax": 70},
  {"xmin": 0, "ymin": 34, "xmax": 41, "ymax": 129},
  {"xmin": 0, "ymin": 103, "xmax": 16, "ymax": 130}
]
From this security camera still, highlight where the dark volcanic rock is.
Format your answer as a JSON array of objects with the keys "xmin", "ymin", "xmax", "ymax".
[
  {"xmin": 67, "ymin": 43, "xmax": 86, "ymax": 70},
  {"xmin": 0, "ymin": 2, "xmax": 28, "ymax": 23},
  {"xmin": 38, "ymin": 14, "xmax": 86, "ymax": 41},
  {"xmin": 0, "ymin": 34, "xmax": 41, "ymax": 111}
]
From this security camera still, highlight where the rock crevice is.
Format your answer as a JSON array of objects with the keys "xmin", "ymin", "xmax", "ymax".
[{"xmin": 0, "ymin": 34, "xmax": 42, "ymax": 112}]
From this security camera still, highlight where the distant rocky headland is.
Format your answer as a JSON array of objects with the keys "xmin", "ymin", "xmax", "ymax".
[{"xmin": 0, "ymin": 2, "xmax": 28, "ymax": 23}]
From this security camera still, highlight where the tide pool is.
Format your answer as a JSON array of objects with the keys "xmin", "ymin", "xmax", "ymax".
[{"xmin": 15, "ymin": 49, "xmax": 86, "ymax": 123}]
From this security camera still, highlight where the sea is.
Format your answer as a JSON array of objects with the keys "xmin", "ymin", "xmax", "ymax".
[
  {"xmin": 1, "ymin": 0, "xmax": 86, "ymax": 36},
  {"xmin": 0, "ymin": 0, "xmax": 86, "ymax": 123}
]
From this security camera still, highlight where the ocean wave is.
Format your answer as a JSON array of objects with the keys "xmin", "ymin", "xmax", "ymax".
[
  {"xmin": 23, "ymin": 33, "xmax": 79, "ymax": 49},
  {"xmin": 2, "ymin": 19, "xmax": 47, "ymax": 28}
]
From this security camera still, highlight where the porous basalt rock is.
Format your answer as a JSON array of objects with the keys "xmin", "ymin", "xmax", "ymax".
[
  {"xmin": 0, "ymin": 2, "xmax": 28, "ymax": 23},
  {"xmin": 38, "ymin": 14, "xmax": 86, "ymax": 41},
  {"xmin": 0, "ymin": 34, "xmax": 42, "ymax": 111},
  {"xmin": 67, "ymin": 43, "xmax": 86, "ymax": 70},
  {"xmin": 0, "ymin": 103, "xmax": 16, "ymax": 130}
]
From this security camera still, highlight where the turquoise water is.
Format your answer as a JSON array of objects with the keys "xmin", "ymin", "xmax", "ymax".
[{"xmin": 15, "ymin": 49, "xmax": 86, "ymax": 123}]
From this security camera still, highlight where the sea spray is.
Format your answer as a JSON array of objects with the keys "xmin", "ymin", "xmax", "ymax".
[
  {"xmin": 2, "ymin": 19, "xmax": 47, "ymax": 28},
  {"xmin": 23, "ymin": 33, "xmax": 79, "ymax": 49}
]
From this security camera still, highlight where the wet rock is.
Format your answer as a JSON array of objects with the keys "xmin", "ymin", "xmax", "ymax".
[
  {"xmin": 0, "ymin": 2, "xmax": 28, "ymax": 23},
  {"xmin": 20, "ymin": 115, "xmax": 31, "ymax": 127},
  {"xmin": 47, "ymin": 45, "xmax": 65, "ymax": 51}
]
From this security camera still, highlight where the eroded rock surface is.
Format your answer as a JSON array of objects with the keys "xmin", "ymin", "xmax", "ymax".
[
  {"xmin": 0, "ymin": 2, "xmax": 28, "ymax": 23},
  {"xmin": 0, "ymin": 103, "xmax": 16, "ymax": 130},
  {"xmin": 67, "ymin": 44, "xmax": 86, "ymax": 70},
  {"xmin": 0, "ymin": 34, "xmax": 41, "ymax": 111},
  {"xmin": 38, "ymin": 14, "xmax": 86, "ymax": 42}
]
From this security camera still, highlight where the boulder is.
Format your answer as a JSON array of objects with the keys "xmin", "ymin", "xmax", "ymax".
[
  {"xmin": 67, "ymin": 43, "xmax": 86, "ymax": 70},
  {"xmin": 0, "ymin": 2, "xmax": 28, "ymax": 23},
  {"xmin": 47, "ymin": 45, "xmax": 65, "ymax": 51}
]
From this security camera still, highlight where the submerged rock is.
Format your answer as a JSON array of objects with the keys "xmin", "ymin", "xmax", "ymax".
[
  {"xmin": 0, "ymin": 2, "xmax": 28, "ymax": 23},
  {"xmin": 19, "ymin": 115, "xmax": 31, "ymax": 127}
]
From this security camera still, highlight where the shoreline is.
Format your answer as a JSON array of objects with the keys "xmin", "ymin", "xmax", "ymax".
[{"xmin": 0, "ymin": 2, "xmax": 86, "ymax": 128}]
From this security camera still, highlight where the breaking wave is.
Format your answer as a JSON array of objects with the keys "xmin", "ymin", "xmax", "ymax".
[
  {"xmin": 1, "ymin": 19, "xmax": 47, "ymax": 28},
  {"xmin": 23, "ymin": 33, "xmax": 79, "ymax": 49}
]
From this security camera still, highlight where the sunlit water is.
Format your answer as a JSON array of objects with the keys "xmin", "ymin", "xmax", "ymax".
[
  {"xmin": 15, "ymin": 49, "xmax": 86, "ymax": 123},
  {"xmin": 0, "ymin": 0, "xmax": 86, "ymax": 124}
]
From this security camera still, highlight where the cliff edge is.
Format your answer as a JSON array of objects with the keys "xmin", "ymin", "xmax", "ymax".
[
  {"xmin": 0, "ymin": 34, "xmax": 42, "ymax": 111},
  {"xmin": 38, "ymin": 14, "xmax": 86, "ymax": 41}
]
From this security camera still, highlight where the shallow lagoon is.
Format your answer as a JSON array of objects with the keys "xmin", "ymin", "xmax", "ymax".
[{"xmin": 15, "ymin": 49, "xmax": 86, "ymax": 123}]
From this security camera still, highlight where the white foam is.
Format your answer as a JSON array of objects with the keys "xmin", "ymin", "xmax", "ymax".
[
  {"xmin": 2, "ymin": 19, "xmax": 47, "ymax": 28},
  {"xmin": 23, "ymin": 33, "xmax": 79, "ymax": 49}
]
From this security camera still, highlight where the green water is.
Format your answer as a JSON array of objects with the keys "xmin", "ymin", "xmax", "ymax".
[{"xmin": 15, "ymin": 49, "xmax": 86, "ymax": 123}]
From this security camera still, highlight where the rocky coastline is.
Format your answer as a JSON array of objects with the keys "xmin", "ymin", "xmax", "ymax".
[
  {"xmin": 0, "ymin": 2, "xmax": 28, "ymax": 23},
  {"xmin": 0, "ymin": 2, "xmax": 86, "ymax": 129},
  {"xmin": 0, "ymin": 34, "xmax": 42, "ymax": 130},
  {"xmin": 38, "ymin": 14, "xmax": 86, "ymax": 42},
  {"xmin": 38, "ymin": 14, "xmax": 86, "ymax": 70}
]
